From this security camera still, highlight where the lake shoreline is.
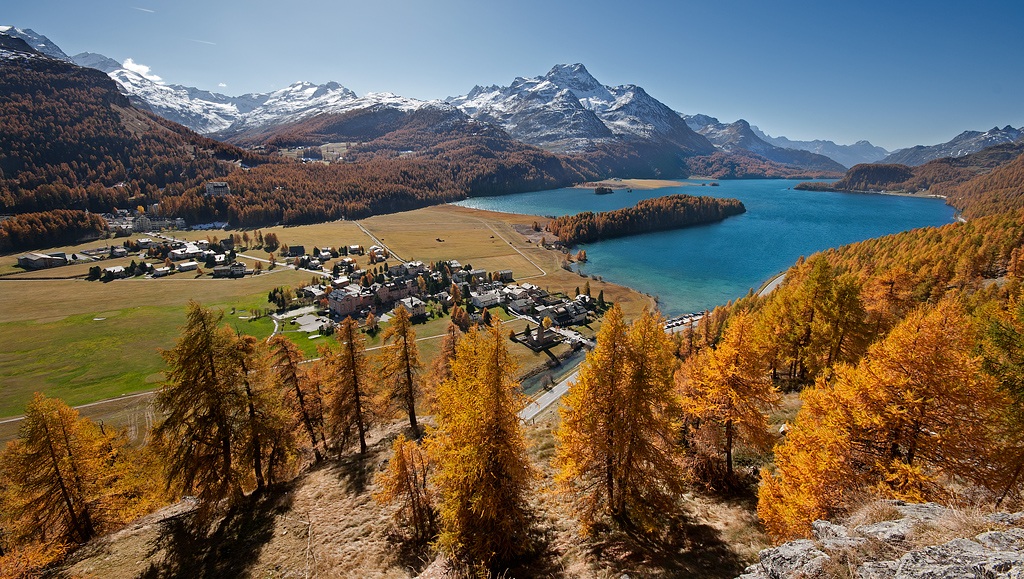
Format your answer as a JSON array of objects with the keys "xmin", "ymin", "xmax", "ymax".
[
  {"xmin": 572, "ymin": 178, "xmax": 689, "ymax": 190},
  {"xmin": 456, "ymin": 179, "xmax": 955, "ymax": 317}
]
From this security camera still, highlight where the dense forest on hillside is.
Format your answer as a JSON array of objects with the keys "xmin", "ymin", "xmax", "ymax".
[
  {"xmin": 684, "ymin": 151, "xmax": 843, "ymax": 180},
  {"xmin": 944, "ymin": 150, "xmax": 1024, "ymax": 218},
  {"xmin": 0, "ymin": 55, "xmax": 262, "ymax": 215},
  {"xmin": 546, "ymin": 194, "xmax": 746, "ymax": 246},
  {"xmin": 0, "ymin": 210, "xmax": 107, "ymax": 252},
  {"xmin": 795, "ymin": 142, "xmax": 1024, "ymax": 196}
]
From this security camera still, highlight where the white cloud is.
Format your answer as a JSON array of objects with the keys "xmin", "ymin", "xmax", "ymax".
[
  {"xmin": 218, "ymin": 83, "xmax": 227, "ymax": 88},
  {"xmin": 122, "ymin": 58, "xmax": 163, "ymax": 83}
]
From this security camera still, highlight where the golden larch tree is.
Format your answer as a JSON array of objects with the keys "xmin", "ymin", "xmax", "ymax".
[
  {"xmin": 555, "ymin": 306, "xmax": 685, "ymax": 534},
  {"xmin": 322, "ymin": 316, "xmax": 374, "ymax": 454},
  {"xmin": 427, "ymin": 322, "xmax": 535, "ymax": 569},
  {"xmin": 373, "ymin": 434, "xmax": 435, "ymax": 542},
  {"xmin": 379, "ymin": 305, "xmax": 424, "ymax": 438},
  {"xmin": 677, "ymin": 311, "xmax": 780, "ymax": 482},
  {"xmin": 426, "ymin": 322, "xmax": 460, "ymax": 410},
  {"xmin": 980, "ymin": 291, "xmax": 1024, "ymax": 506},
  {"xmin": 154, "ymin": 302, "xmax": 248, "ymax": 510},
  {"xmin": 0, "ymin": 393, "xmax": 162, "ymax": 569},
  {"xmin": 758, "ymin": 298, "xmax": 1007, "ymax": 541},
  {"xmin": 270, "ymin": 335, "xmax": 327, "ymax": 463}
]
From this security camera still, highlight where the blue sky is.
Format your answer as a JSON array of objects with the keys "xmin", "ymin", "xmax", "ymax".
[{"xmin": 6, "ymin": 0, "xmax": 1023, "ymax": 151}]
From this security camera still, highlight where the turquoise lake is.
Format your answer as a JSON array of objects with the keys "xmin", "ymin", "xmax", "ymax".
[{"xmin": 453, "ymin": 180, "xmax": 957, "ymax": 316}]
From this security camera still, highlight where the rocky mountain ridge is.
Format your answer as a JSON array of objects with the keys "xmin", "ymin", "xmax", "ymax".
[
  {"xmin": 684, "ymin": 115, "xmax": 847, "ymax": 172},
  {"xmin": 881, "ymin": 126, "xmax": 1024, "ymax": 166},
  {"xmin": 448, "ymin": 63, "xmax": 717, "ymax": 157},
  {"xmin": 750, "ymin": 126, "xmax": 890, "ymax": 168}
]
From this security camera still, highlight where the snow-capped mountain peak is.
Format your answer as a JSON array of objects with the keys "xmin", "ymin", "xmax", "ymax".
[
  {"xmin": 543, "ymin": 63, "xmax": 605, "ymax": 94},
  {"xmin": 70, "ymin": 52, "xmax": 122, "ymax": 73},
  {"xmin": 447, "ymin": 63, "xmax": 714, "ymax": 155},
  {"xmin": 881, "ymin": 125, "xmax": 1023, "ymax": 166},
  {"xmin": 0, "ymin": 26, "xmax": 69, "ymax": 61}
]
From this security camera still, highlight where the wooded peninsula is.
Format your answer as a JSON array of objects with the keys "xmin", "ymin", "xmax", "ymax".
[{"xmin": 545, "ymin": 193, "xmax": 746, "ymax": 246}]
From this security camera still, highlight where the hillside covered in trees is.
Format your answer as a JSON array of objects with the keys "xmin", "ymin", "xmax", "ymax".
[
  {"xmin": 0, "ymin": 51, "xmax": 597, "ymax": 244},
  {"xmin": 546, "ymin": 193, "xmax": 746, "ymax": 246},
  {"xmin": 795, "ymin": 141, "xmax": 1024, "ymax": 197},
  {"xmin": 684, "ymin": 151, "xmax": 844, "ymax": 180}
]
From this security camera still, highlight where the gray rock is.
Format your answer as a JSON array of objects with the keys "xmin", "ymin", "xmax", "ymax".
[
  {"xmin": 858, "ymin": 560, "xmax": 899, "ymax": 578},
  {"xmin": 818, "ymin": 535, "xmax": 869, "ymax": 552},
  {"xmin": 734, "ymin": 568, "xmax": 768, "ymax": 579},
  {"xmin": 888, "ymin": 501, "xmax": 948, "ymax": 522},
  {"xmin": 753, "ymin": 539, "xmax": 829, "ymax": 579},
  {"xmin": 736, "ymin": 504, "xmax": 1024, "ymax": 579},
  {"xmin": 855, "ymin": 518, "xmax": 918, "ymax": 545},
  {"xmin": 975, "ymin": 528, "xmax": 1024, "ymax": 550},
  {"xmin": 812, "ymin": 519, "xmax": 849, "ymax": 540},
  {"xmin": 861, "ymin": 537, "xmax": 1024, "ymax": 578},
  {"xmin": 986, "ymin": 512, "xmax": 1024, "ymax": 527},
  {"xmin": 854, "ymin": 501, "xmax": 950, "ymax": 546}
]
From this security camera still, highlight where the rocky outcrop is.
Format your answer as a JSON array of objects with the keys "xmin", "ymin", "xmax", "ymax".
[{"xmin": 738, "ymin": 501, "xmax": 1024, "ymax": 578}]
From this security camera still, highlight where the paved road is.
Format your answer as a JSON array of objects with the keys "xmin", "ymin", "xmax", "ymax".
[
  {"xmin": 758, "ymin": 272, "xmax": 787, "ymax": 297},
  {"xmin": 520, "ymin": 367, "xmax": 580, "ymax": 422}
]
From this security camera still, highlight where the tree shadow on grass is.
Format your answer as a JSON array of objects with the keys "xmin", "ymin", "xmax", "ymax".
[
  {"xmin": 587, "ymin": 514, "xmax": 746, "ymax": 579},
  {"xmin": 503, "ymin": 509, "xmax": 747, "ymax": 579},
  {"xmin": 138, "ymin": 485, "xmax": 296, "ymax": 579},
  {"xmin": 333, "ymin": 451, "xmax": 375, "ymax": 495}
]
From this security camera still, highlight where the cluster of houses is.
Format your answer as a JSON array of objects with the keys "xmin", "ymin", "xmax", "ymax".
[
  {"xmin": 323, "ymin": 257, "xmax": 592, "ymax": 330},
  {"xmin": 103, "ymin": 208, "xmax": 186, "ymax": 233}
]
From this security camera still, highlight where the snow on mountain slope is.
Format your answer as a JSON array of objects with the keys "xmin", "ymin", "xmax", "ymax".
[
  {"xmin": 104, "ymin": 68, "xmax": 238, "ymax": 133},
  {"xmin": 881, "ymin": 126, "xmax": 1024, "ymax": 166},
  {"xmin": 684, "ymin": 115, "xmax": 847, "ymax": 172},
  {"xmin": 70, "ymin": 52, "xmax": 122, "ymax": 73},
  {"xmin": 0, "ymin": 26, "xmax": 69, "ymax": 61},
  {"xmin": 90, "ymin": 56, "xmax": 422, "ymax": 137},
  {"xmin": 448, "ymin": 63, "xmax": 714, "ymax": 155}
]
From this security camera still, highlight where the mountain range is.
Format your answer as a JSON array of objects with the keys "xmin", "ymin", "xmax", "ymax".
[
  {"xmin": 4, "ymin": 25, "xmax": 1019, "ymax": 179},
  {"xmin": 879, "ymin": 125, "xmax": 1024, "ymax": 166},
  {"xmin": 0, "ymin": 26, "xmax": 864, "ymax": 174},
  {"xmin": 683, "ymin": 115, "xmax": 846, "ymax": 173},
  {"xmin": 749, "ymin": 127, "xmax": 891, "ymax": 168}
]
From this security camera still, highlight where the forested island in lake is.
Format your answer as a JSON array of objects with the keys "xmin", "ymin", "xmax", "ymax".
[{"xmin": 545, "ymin": 194, "xmax": 745, "ymax": 246}]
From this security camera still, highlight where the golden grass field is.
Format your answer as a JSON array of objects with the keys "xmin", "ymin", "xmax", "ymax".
[
  {"xmin": 0, "ymin": 204, "xmax": 654, "ymax": 436},
  {"xmin": 573, "ymin": 178, "xmax": 693, "ymax": 190}
]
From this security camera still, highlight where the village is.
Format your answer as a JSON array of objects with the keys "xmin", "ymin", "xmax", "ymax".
[{"xmin": 15, "ymin": 219, "xmax": 604, "ymax": 354}]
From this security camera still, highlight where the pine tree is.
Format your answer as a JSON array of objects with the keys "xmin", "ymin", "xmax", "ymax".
[
  {"xmin": 323, "ymin": 317, "xmax": 373, "ymax": 454},
  {"xmin": 428, "ymin": 322, "xmax": 535, "ymax": 568},
  {"xmin": 677, "ymin": 312, "xmax": 779, "ymax": 482},
  {"xmin": 379, "ymin": 306, "xmax": 424, "ymax": 438},
  {"xmin": 154, "ymin": 302, "xmax": 247, "ymax": 511},
  {"xmin": 270, "ymin": 335, "xmax": 327, "ymax": 463},
  {"xmin": 555, "ymin": 306, "xmax": 685, "ymax": 533}
]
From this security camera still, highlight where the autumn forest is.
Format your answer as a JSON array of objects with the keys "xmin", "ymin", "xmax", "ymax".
[{"xmin": 4, "ymin": 29, "xmax": 1024, "ymax": 579}]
